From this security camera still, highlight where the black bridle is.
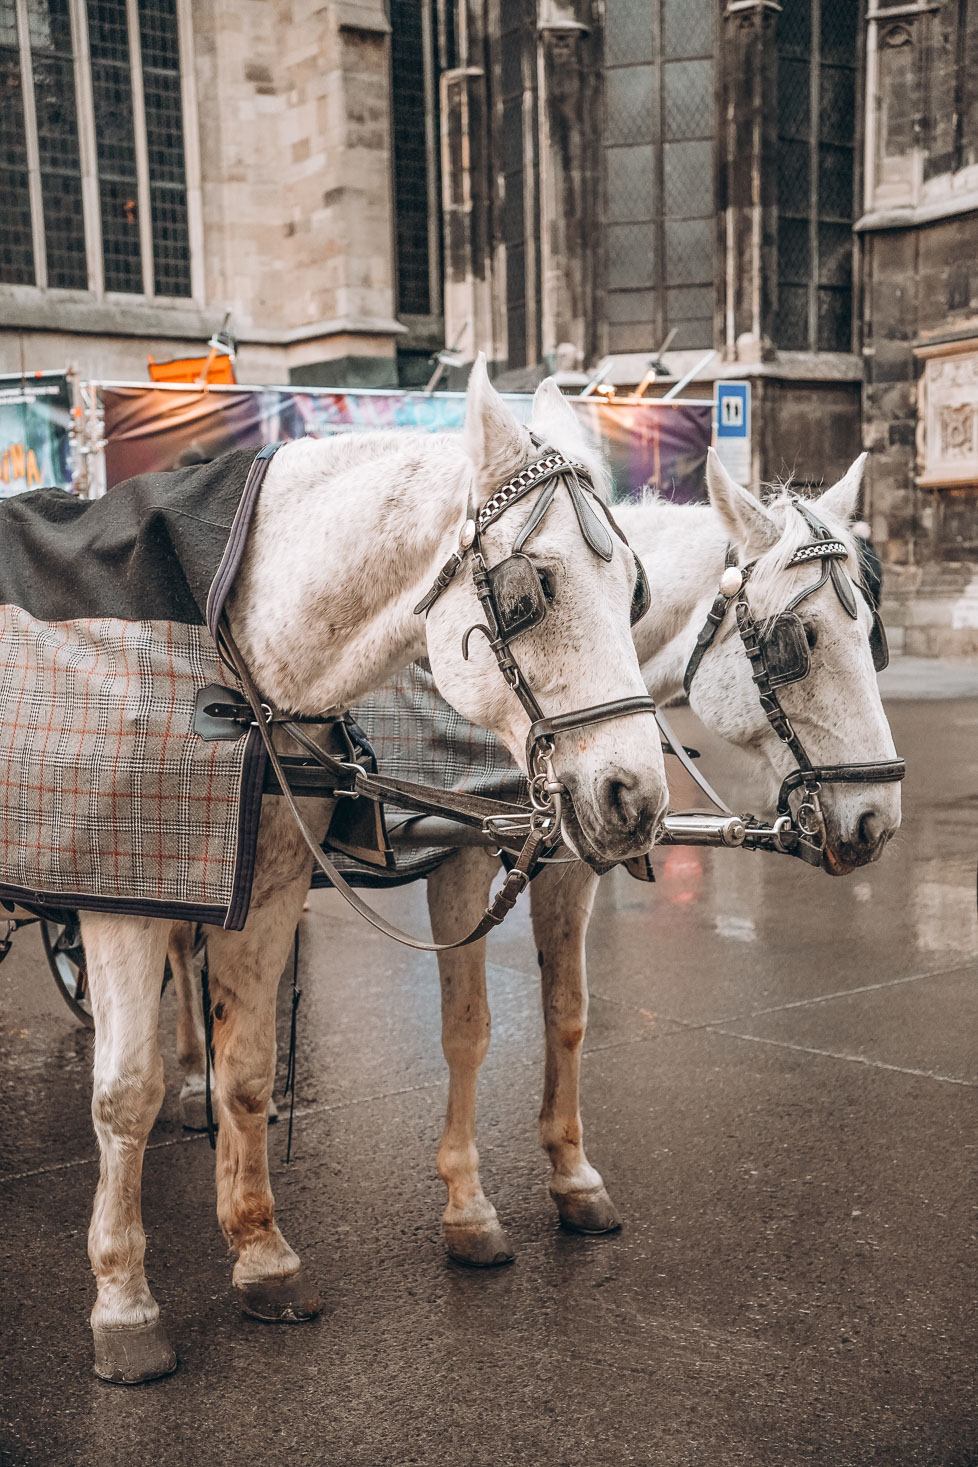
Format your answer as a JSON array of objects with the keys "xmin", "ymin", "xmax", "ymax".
[
  {"xmin": 415, "ymin": 441, "xmax": 654, "ymax": 841},
  {"xmin": 682, "ymin": 501, "xmax": 906, "ymax": 866}
]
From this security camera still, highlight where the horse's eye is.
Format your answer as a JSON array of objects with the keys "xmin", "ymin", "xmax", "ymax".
[
  {"xmin": 804, "ymin": 622, "xmax": 818, "ymax": 649},
  {"xmin": 538, "ymin": 568, "xmax": 556, "ymax": 603}
]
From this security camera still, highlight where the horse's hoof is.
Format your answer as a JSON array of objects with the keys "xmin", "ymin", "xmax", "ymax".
[
  {"xmin": 267, "ymin": 1096, "xmax": 279, "ymax": 1124},
  {"xmin": 552, "ymin": 1186, "xmax": 622, "ymax": 1235},
  {"xmin": 92, "ymin": 1318, "xmax": 177, "ymax": 1384},
  {"xmin": 236, "ymin": 1268, "xmax": 323, "ymax": 1322},
  {"xmin": 443, "ymin": 1220, "xmax": 515, "ymax": 1268}
]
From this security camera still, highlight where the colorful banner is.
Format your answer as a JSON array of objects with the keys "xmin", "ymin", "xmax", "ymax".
[
  {"xmin": 0, "ymin": 372, "xmax": 73, "ymax": 496},
  {"xmin": 100, "ymin": 385, "xmax": 711, "ymax": 503}
]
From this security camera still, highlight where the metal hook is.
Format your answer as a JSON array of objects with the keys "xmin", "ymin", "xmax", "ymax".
[{"xmin": 461, "ymin": 622, "xmax": 494, "ymax": 661}]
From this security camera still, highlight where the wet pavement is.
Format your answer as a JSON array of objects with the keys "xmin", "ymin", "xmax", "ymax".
[{"xmin": 1, "ymin": 666, "xmax": 976, "ymax": 1466}]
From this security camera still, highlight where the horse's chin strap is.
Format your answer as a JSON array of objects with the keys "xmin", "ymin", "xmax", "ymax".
[{"xmin": 217, "ymin": 616, "xmax": 557, "ymax": 952}]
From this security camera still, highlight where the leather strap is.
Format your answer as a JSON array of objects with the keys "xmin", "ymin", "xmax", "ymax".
[
  {"xmin": 654, "ymin": 707, "xmax": 733, "ymax": 816},
  {"xmin": 778, "ymin": 759, "xmax": 906, "ymax": 814},
  {"xmin": 683, "ymin": 546, "xmax": 741, "ymax": 696},
  {"xmin": 527, "ymin": 695, "xmax": 657, "ymax": 749},
  {"xmin": 219, "ymin": 618, "xmax": 556, "ymax": 950}
]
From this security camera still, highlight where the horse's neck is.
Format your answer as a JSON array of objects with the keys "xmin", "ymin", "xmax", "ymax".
[
  {"xmin": 615, "ymin": 499, "xmax": 729, "ymax": 700},
  {"xmin": 226, "ymin": 435, "xmax": 469, "ymax": 713}
]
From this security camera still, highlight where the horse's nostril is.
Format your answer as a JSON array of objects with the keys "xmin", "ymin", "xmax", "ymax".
[
  {"xmin": 599, "ymin": 771, "xmax": 661, "ymax": 841},
  {"xmin": 605, "ymin": 778, "xmax": 630, "ymax": 825},
  {"xmin": 858, "ymin": 809, "xmax": 882, "ymax": 847}
]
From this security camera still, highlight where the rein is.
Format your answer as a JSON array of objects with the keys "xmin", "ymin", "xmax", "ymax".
[{"xmin": 681, "ymin": 500, "xmax": 906, "ymax": 866}]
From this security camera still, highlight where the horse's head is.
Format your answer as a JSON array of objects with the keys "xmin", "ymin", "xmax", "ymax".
[
  {"xmin": 689, "ymin": 450, "xmax": 902, "ymax": 874},
  {"xmin": 423, "ymin": 358, "xmax": 667, "ymax": 867}
]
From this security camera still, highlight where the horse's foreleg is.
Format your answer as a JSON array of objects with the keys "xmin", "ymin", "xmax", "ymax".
[
  {"xmin": 83, "ymin": 912, "xmax": 177, "ymax": 1383},
  {"xmin": 530, "ymin": 861, "xmax": 621, "ymax": 1234},
  {"xmin": 427, "ymin": 846, "xmax": 513, "ymax": 1267},
  {"xmin": 205, "ymin": 872, "xmax": 321, "ymax": 1322}
]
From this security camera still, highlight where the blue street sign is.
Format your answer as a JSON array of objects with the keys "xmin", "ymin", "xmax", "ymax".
[{"xmin": 716, "ymin": 381, "xmax": 750, "ymax": 439}]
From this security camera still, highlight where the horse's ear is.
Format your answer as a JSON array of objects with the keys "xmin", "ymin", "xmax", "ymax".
[
  {"xmin": 705, "ymin": 447, "xmax": 779, "ymax": 556},
  {"xmin": 815, "ymin": 453, "xmax": 866, "ymax": 525},
  {"xmin": 464, "ymin": 353, "xmax": 531, "ymax": 505},
  {"xmin": 531, "ymin": 376, "xmax": 580, "ymax": 442}
]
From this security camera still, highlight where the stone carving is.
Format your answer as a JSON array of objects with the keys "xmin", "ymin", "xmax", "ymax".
[
  {"xmin": 940, "ymin": 403, "xmax": 976, "ymax": 461},
  {"xmin": 919, "ymin": 343, "xmax": 978, "ymax": 486}
]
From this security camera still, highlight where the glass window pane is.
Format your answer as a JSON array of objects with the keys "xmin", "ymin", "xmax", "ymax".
[
  {"xmin": 662, "ymin": 0, "xmax": 712, "ymax": 60},
  {"xmin": 663, "ymin": 139, "xmax": 712, "ymax": 218},
  {"xmin": 665, "ymin": 285, "xmax": 713, "ymax": 348},
  {"xmin": 605, "ymin": 64, "xmax": 654, "ymax": 146},
  {"xmin": 607, "ymin": 222, "xmax": 655, "ymax": 289},
  {"xmin": 820, "ymin": 0, "xmax": 858, "ymax": 68},
  {"xmin": 26, "ymin": 0, "xmax": 73, "ymax": 51},
  {"xmin": 778, "ymin": 216, "xmax": 811, "ymax": 286},
  {"xmin": 604, "ymin": 0, "xmax": 653, "ymax": 66},
  {"xmin": 778, "ymin": 137, "xmax": 810, "ymax": 215},
  {"xmin": 779, "ymin": 58, "xmax": 811, "ymax": 141},
  {"xmin": 776, "ymin": 285, "xmax": 810, "ymax": 349},
  {"xmin": 819, "ymin": 63, "xmax": 855, "ymax": 147},
  {"xmin": 779, "ymin": 0, "xmax": 812, "ymax": 58},
  {"xmin": 818, "ymin": 220, "xmax": 852, "ymax": 288},
  {"xmin": 607, "ymin": 288, "xmax": 655, "ymax": 325},
  {"xmin": 664, "ymin": 216, "xmax": 713, "ymax": 287},
  {"xmin": 662, "ymin": 58, "xmax": 712, "ymax": 141},
  {"xmin": 817, "ymin": 286, "xmax": 851, "ymax": 352},
  {"xmin": 818, "ymin": 142, "xmax": 854, "ymax": 219},
  {"xmin": 606, "ymin": 145, "xmax": 655, "ymax": 223}
]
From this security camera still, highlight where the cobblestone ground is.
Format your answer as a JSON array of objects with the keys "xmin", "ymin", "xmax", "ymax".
[{"xmin": 1, "ymin": 665, "xmax": 976, "ymax": 1467}]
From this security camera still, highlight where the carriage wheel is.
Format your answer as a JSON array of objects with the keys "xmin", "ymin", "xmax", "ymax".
[{"xmin": 41, "ymin": 915, "xmax": 94, "ymax": 1029}]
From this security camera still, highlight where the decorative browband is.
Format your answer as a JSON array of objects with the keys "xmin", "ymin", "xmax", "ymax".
[
  {"xmin": 477, "ymin": 451, "xmax": 587, "ymax": 533},
  {"xmin": 787, "ymin": 539, "xmax": 849, "ymax": 566}
]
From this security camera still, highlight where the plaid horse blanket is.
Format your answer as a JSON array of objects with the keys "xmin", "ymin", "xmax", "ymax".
[
  {"xmin": 0, "ymin": 444, "xmax": 526, "ymax": 925},
  {"xmin": 323, "ymin": 663, "xmax": 526, "ymax": 889},
  {"xmin": 0, "ymin": 449, "xmax": 271, "ymax": 928}
]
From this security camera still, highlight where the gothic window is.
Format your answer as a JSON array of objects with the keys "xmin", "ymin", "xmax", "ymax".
[
  {"xmin": 602, "ymin": 0, "xmax": 715, "ymax": 353},
  {"xmin": 0, "ymin": 0, "xmax": 193, "ymax": 297},
  {"xmin": 776, "ymin": 0, "xmax": 857, "ymax": 353},
  {"xmin": 391, "ymin": 0, "xmax": 439, "ymax": 318},
  {"xmin": 29, "ymin": 0, "xmax": 87, "ymax": 288},
  {"xmin": 0, "ymin": 1, "xmax": 35, "ymax": 284}
]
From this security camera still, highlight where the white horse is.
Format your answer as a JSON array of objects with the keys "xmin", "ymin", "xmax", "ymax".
[
  {"xmin": 78, "ymin": 360, "xmax": 667, "ymax": 1382},
  {"xmin": 170, "ymin": 446, "xmax": 903, "ymax": 1270},
  {"xmin": 422, "ymin": 448, "xmax": 903, "ymax": 1263}
]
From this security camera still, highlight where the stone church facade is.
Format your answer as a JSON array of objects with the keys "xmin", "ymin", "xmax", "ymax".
[{"xmin": 1, "ymin": 0, "xmax": 975, "ymax": 652}]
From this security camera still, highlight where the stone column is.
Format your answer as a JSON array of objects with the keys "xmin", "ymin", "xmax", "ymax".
[
  {"xmin": 192, "ymin": 0, "xmax": 404, "ymax": 386},
  {"xmin": 535, "ymin": 0, "xmax": 600, "ymax": 370},
  {"xmin": 439, "ymin": 0, "xmax": 497, "ymax": 365},
  {"xmin": 719, "ymin": 0, "xmax": 781, "ymax": 362}
]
